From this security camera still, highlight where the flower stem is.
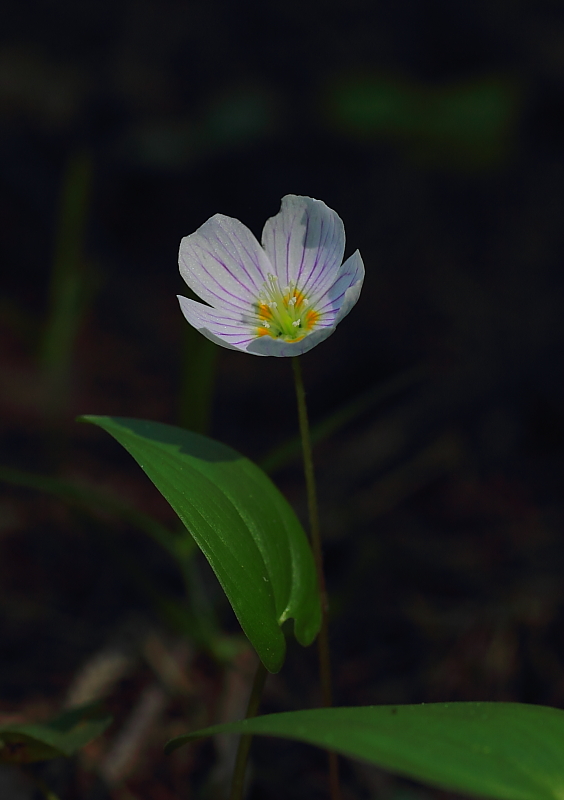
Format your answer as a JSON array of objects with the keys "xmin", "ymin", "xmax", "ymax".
[
  {"xmin": 291, "ymin": 357, "xmax": 341, "ymax": 800},
  {"xmin": 229, "ymin": 659, "xmax": 268, "ymax": 800}
]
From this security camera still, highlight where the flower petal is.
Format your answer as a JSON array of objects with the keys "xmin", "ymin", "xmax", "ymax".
[
  {"xmin": 246, "ymin": 326, "xmax": 337, "ymax": 357},
  {"xmin": 261, "ymin": 196, "xmax": 345, "ymax": 297},
  {"xmin": 177, "ymin": 296, "xmax": 257, "ymax": 353},
  {"xmin": 179, "ymin": 214, "xmax": 272, "ymax": 312},
  {"xmin": 314, "ymin": 250, "xmax": 364, "ymax": 324}
]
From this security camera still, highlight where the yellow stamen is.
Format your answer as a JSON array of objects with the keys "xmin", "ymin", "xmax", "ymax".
[
  {"xmin": 258, "ymin": 303, "xmax": 273, "ymax": 321},
  {"xmin": 304, "ymin": 309, "xmax": 320, "ymax": 329}
]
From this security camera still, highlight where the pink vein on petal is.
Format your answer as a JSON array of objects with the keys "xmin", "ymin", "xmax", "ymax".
[
  {"xmin": 185, "ymin": 250, "xmax": 254, "ymax": 311},
  {"xmin": 198, "ymin": 238, "xmax": 257, "ymax": 299}
]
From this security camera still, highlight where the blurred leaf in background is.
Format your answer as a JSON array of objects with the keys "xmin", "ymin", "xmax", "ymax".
[
  {"xmin": 40, "ymin": 149, "xmax": 93, "ymax": 419},
  {"xmin": 0, "ymin": 703, "xmax": 111, "ymax": 765},
  {"xmin": 325, "ymin": 72, "xmax": 521, "ymax": 169}
]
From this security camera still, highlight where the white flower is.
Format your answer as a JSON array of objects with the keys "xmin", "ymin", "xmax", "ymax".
[{"xmin": 178, "ymin": 195, "xmax": 364, "ymax": 357}]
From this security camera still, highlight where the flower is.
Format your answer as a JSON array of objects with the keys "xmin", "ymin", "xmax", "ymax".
[{"xmin": 178, "ymin": 194, "xmax": 364, "ymax": 357}]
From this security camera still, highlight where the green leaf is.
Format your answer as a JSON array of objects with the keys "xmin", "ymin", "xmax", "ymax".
[
  {"xmin": 165, "ymin": 703, "xmax": 564, "ymax": 800},
  {"xmin": 81, "ymin": 416, "xmax": 321, "ymax": 673},
  {"xmin": 0, "ymin": 703, "xmax": 112, "ymax": 764}
]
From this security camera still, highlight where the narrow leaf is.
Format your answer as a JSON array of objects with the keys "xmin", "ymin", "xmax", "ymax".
[
  {"xmin": 81, "ymin": 416, "xmax": 321, "ymax": 673},
  {"xmin": 165, "ymin": 703, "xmax": 564, "ymax": 800},
  {"xmin": 0, "ymin": 464, "xmax": 181, "ymax": 559},
  {"xmin": 0, "ymin": 703, "xmax": 112, "ymax": 764}
]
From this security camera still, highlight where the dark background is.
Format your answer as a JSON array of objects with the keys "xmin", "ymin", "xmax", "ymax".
[{"xmin": 2, "ymin": 1, "xmax": 564, "ymax": 798}]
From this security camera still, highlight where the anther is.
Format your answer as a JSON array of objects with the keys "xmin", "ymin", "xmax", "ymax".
[{"xmin": 292, "ymin": 320, "xmax": 301, "ymax": 327}]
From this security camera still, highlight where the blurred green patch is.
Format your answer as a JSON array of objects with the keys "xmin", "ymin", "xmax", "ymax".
[
  {"xmin": 325, "ymin": 73, "xmax": 521, "ymax": 170},
  {"xmin": 129, "ymin": 85, "xmax": 278, "ymax": 169},
  {"xmin": 204, "ymin": 86, "xmax": 277, "ymax": 148}
]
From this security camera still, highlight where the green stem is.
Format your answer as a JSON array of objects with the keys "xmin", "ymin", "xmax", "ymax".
[
  {"xmin": 291, "ymin": 357, "xmax": 341, "ymax": 800},
  {"xmin": 229, "ymin": 660, "xmax": 268, "ymax": 800},
  {"xmin": 179, "ymin": 325, "xmax": 218, "ymax": 434}
]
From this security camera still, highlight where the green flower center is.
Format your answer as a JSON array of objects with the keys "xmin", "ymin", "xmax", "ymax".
[{"xmin": 255, "ymin": 275, "xmax": 319, "ymax": 341}]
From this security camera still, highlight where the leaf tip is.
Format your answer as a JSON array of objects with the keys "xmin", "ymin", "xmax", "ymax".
[
  {"xmin": 164, "ymin": 735, "xmax": 192, "ymax": 755},
  {"xmin": 76, "ymin": 414, "xmax": 103, "ymax": 426}
]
